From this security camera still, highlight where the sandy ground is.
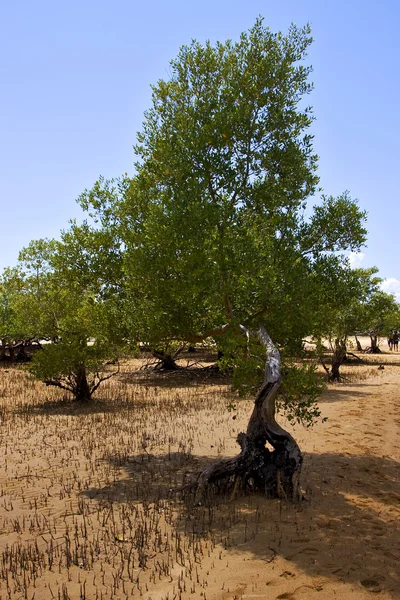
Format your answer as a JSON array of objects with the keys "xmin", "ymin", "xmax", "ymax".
[{"xmin": 0, "ymin": 340, "xmax": 399, "ymax": 599}]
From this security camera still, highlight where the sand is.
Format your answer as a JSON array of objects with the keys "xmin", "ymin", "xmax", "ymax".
[{"xmin": 0, "ymin": 342, "xmax": 399, "ymax": 599}]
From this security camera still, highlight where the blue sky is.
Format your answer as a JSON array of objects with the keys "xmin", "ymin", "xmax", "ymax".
[{"xmin": 1, "ymin": 0, "xmax": 399, "ymax": 293}]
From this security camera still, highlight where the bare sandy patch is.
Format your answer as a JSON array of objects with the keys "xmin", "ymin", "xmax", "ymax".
[{"xmin": 0, "ymin": 349, "xmax": 399, "ymax": 599}]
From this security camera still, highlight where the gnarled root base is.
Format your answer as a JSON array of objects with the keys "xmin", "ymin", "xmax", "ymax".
[
  {"xmin": 151, "ymin": 350, "xmax": 181, "ymax": 371},
  {"xmin": 187, "ymin": 326, "xmax": 303, "ymax": 506},
  {"xmin": 193, "ymin": 431, "xmax": 302, "ymax": 505},
  {"xmin": 364, "ymin": 347, "xmax": 382, "ymax": 354}
]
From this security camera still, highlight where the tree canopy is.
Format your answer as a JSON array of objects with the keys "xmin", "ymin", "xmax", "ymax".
[
  {"xmin": 78, "ymin": 20, "xmax": 367, "ymax": 362},
  {"xmin": 0, "ymin": 238, "xmax": 125, "ymax": 400}
]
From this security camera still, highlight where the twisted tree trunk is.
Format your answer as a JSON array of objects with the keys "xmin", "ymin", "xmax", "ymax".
[{"xmin": 194, "ymin": 327, "xmax": 302, "ymax": 502}]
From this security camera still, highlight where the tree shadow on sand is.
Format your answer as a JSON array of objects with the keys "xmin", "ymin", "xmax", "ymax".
[
  {"xmin": 81, "ymin": 449, "xmax": 400, "ymax": 595},
  {"xmin": 120, "ymin": 365, "xmax": 229, "ymax": 390},
  {"xmin": 11, "ymin": 395, "xmax": 158, "ymax": 417}
]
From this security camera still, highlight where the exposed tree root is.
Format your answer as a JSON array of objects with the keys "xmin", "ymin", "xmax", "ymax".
[
  {"xmin": 151, "ymin": 350, "xmax": 181, "ymax": 371},
  {"xmin": 363, "ymin": 346, "xmax": 382, "ymax": 354},
  {"xmin": 191, "ymin": 327, "xmax": 302, "ymax": 504}
]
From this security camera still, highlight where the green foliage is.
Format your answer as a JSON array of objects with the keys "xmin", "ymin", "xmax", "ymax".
[
  {"xmin": 66, "ymin": 18, "xmax": 371, "ymax": 419},
  {"xmin": 101, "ymin": 19, "xmax": 365, "ymax": 354},
  {"xmin": 277, "ymin": 362, "xmax": 326, "ymax": 426},
  {"xmin": 362, "ymin": 290, "xmax": 400, "ymax": 336},
  {"xmin": 312, "ymin": 265, "xmax": 399, "ymax": 346},
  {"xmin": 216, "ymin": 332, "xmax": 264, "ymax": 395},
  {"xmin": 301, "ymin": 192, "xmax": 367, "ymax": 255},
  {"xmin": 217, "ymin": 331, "xmax": 324, "ymax": 426},
  {"xmin": 28, "ymin": 338, "xmax": 115, "ymax": 384},
  {"xmin": 1, "ymin": 236, "xmax": 131, "ymax": 397},
  {"xmin": 2, "ymin": 19, "xmax": 377, "ymax": 419},
  {"xmin": 111, "ymin": 20, "xmax": 320, "ymax": 346},
  {"xmin": 0, "ymin": 269, "xmax": 21, "ymax": 341}
]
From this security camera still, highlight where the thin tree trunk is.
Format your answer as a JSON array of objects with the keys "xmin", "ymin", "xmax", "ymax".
[
  {"xmin": 369, "ymin": 334, "xmax": 381, "ymax": 354},
  {"xmin": 15, "ymin": 344, "xmax": 30, "ymax": 362},
  {"xmin": 8, "ymin": 345, "xmax": 16, "ymax": 362},
  {"xmin": 73, "ymin": 366, "xmax": 92, "ymax": 402},
  {"xmin": 354, "ymin": 334, "xmax": 362, "ymax": 352},
  {"xmin": 193, "ymin": 327, "xmax": 302, "ymax": 502},
  {"xmin": 330, "ymin": 338, "xmax": 347, "ymax": 381}
]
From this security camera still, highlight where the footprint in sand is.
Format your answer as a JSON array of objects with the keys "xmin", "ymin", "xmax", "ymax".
[
  {"xmin": 284, "ymin": 546, "xmax": 319, "ymax": 560},
  {"xmin": 276, "ymin": 585, "xmax": 323, "ymax": 599},
  {"xmin": 279, "ymin": 571, "xmax": 296, "ymax": 579},
  {"xmin": 360, "ymin": 578, "xmax": 383, "ymax": 593}
]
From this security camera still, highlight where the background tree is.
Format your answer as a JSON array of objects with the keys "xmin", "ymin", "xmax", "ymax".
[
  {"xmin": 360, "ymin": 290, "xmax": 400, "ymax": 353},
  {"xmin": 0, "ymin": 243, "xmax": 57, "ymax": 362},
  {"xmin": 8, "ymin": 238, "xmax": 126, "ymax": 402},
  {"xmin": 0, "ymin": 268, "xmax": 30, "ymax": 361},
  {"xmin": 310, "ymin": 267, "xmax": 387, "ymax": 379}
]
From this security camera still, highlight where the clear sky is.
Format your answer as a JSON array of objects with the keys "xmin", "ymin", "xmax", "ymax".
[{"xmin": 1, "ymin": 0, "xmax": 399, "ymax": 293}]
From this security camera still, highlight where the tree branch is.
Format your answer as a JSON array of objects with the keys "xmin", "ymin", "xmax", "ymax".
[
  {"xmin": 90, "ymin": 363, "xmax": 120, "ymax": 395},
  {"xmin": 44, "ymin": 378, "xmax": 75, "ymax": 393}
]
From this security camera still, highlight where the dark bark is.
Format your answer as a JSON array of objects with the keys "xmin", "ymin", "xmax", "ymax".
[
  {"xmin": 193, "ymin": 327, "xmax": 302, "ymax": 503},
  {"xmin": 15, "ymin": 345, "xmax": 30, "ymax": 362},
  {"xmin": 354, "ymin": 335, "xmax": 362, "ymax": 352},
  {"xmin": 367, "ymin": 334, "xmax": 381, "ymax": 354},
  {"xmin": 329, "ymin": 338, "xmax": 347, "ymax": 381},
  {"xmin": 152, "ymin": 349, "xmax": 180, "ymax": 370},
  {"xmin": 45, "ymin": 365, "xmax": 93, "ymax": 401},
  {"xmin": 0, "ymin": 338, "xmax": 42, "ymax": 362},
  {"xmin": 45, "ymin": 362, "xmax": 119, "ymax": 402},
  {"xmin": 73, "ymin": 366, "xmax": 92, "ymax": 402},
  {"xmin": 8, "ymin": 345, "xmax": 15, "ymax": 362},
  {"xmin": 320, "ymin": 338, "xmax": 362, "ymax": 380},
  {"xmin": 343, "ymin": 352, "xmax": 363, "ymax": 363}
]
